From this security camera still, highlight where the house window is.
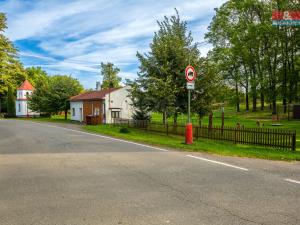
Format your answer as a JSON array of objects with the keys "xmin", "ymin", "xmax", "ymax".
[
  {"xmin": 111, "ymin": 111, "xmax": 120, "ymax": 119},
  {"xmin": 72, "ymin": 108, "xmax": 75, "ymax": 116},
  {"xmin": 18, "ymin": 104, "xmax": 21, "ymax": 112}
]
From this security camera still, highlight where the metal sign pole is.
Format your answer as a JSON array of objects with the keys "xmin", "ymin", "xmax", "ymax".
[
  {"xmin": 185, "ymin": 65, "xmax": 196, "ymax": 145},
  {"xmin": 188, "ymin": 89, "xmax": 191, "ymax": 123}
]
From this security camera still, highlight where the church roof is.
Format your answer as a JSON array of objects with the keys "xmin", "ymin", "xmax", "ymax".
[
  {"xmin": 70, "ymin": 88, "xmax": 121, "ymax": 101},
  {"xmin": 17, "ymin": 80, "xmax": 34, "ymax": 91}
]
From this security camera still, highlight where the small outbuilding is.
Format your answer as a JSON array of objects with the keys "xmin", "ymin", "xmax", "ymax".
[
  {"xmin": 15, "ymin": 80, "xmax": 40, "ymax": 117},
  {"xmin": 70, "ymin": 86, "xmax": 133, "ymax": 124}
]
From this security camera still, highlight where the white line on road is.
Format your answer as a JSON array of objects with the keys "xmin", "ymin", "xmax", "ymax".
[
  {"xmin": 186, "ymin": 154, "xmax": 249, "ymax": 171},
  {"xmin": 29, "ymin": 122, "xmax": 251, "ymax": 172},
  {"xmin": 285, "ymin": 179, "xmax": 300, "ymax": 185},
  {"xmin": 35, "ymin": 123, "xmax": 169, "ymax": 152}
]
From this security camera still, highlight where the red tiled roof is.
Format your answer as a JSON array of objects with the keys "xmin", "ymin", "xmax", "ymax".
[
  {"xmin": 17, "ymin": 80, "xmax": 34, "ymax": 91},
  {"xmin": 70, "ymin": 88, "xmax": 121, "ymax": 101}
]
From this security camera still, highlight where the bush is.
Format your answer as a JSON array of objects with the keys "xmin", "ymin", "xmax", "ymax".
[
  {"xmin": 40, "ymin": 113, "xmax": 51, "ymax": 118},
  {"xmin": 119, "ymin": 127, "xmax": 130, "ymax": 133}
]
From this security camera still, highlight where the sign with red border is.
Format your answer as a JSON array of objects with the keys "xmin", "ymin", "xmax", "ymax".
[{"xmin": 185, "ymin": 65, "xmax": 196, "ymax": 82}]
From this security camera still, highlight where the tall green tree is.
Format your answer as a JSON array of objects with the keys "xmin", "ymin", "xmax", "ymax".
[
  {"xmin": 29, "ymin": 75, "xmax": 83, "ymax": 119},
  {"xmin": 6, "ymin": 85, "xmax": 15, "ymax": 117},
  {"xmin": 134, "ymin": 9, "xmax": 213, "ymax": 124},
  {"xmin": 130, "ymin": 81, "xmax": 151, "ymax": 121},
  {"xmin": 0, "ymin": 12, "xmax": 26, "ymax": 112},
  {"xmin": 100, "ymin": 62, "xmax": 121, "ymax": 89},
  {"xmin": 26, "ymin": 66, "xmax": 48, "ymax": 87},
  {"xmin": 206, "ymin": 0, "xmax": 299, "ymax": 114}
]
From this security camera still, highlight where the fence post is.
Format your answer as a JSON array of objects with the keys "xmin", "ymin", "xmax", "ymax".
[
  {"xmin": 292, "ymin": 132, "xmax": 296, "ymax": 151},
  {"xmin": 196, "ymin": 126, "xmax": 199, "ymax": 140},
  {"xmin": 234, "ymin": 128, "xmax": 237, "ymax": 144}
]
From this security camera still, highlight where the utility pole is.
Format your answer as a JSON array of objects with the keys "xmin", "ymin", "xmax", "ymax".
[{"xmin": 108, "ymin": 64, "xmax": 112, "ymax": 123}]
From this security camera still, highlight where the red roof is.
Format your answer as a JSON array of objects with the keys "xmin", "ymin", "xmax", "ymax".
[
  {"xmin": 70, "ymin": 88, "xmax": 121, "ymax": 101},
  {"xmin": 17, "ymin": 80, "xmax": 34, "ymax": 91}
]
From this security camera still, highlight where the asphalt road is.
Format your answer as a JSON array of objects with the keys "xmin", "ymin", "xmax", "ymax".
[{"xmin": 0, "ymin": 120, "xmax": 299, "ymax": 225}]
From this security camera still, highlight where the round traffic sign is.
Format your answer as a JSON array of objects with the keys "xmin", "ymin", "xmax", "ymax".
[{"xmin": 185, "ymin": 65, "xmax": 196, "ymax": 82}]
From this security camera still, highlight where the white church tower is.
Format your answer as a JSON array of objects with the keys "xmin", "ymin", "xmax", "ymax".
[{"xmin": 15, "ymin": 80, "xmax": 40, "ymax": 117}]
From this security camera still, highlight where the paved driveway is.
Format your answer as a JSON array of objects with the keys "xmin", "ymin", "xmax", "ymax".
[{"xmin": 0, "ymin": 120, "xmax": 299, "ymax": 225}]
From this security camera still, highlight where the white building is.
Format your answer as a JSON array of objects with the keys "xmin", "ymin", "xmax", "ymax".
[
  {"xmin": 70, "ymin": 86, "xmax": 133, "ymax": 123},
  {"xmin": 15, "ymin": 80, "xmax": 40, "ymax": 117}
]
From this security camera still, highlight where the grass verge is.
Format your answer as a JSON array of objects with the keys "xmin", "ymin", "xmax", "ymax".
[{"xmin": 83, "ymin": 124, "xmax": 300, "ymax": 161}]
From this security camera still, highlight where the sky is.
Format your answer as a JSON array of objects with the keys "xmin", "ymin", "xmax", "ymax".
[{"xmin": 1, "ymin": 0, "xmax": 226, "ymax": 89}]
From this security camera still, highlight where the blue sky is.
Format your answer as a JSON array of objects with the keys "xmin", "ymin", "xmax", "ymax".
[{"xmin": 1, "ymin": 0, "xmax": 225, "ymax": 89}]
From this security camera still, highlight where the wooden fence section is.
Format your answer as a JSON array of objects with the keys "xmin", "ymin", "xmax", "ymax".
[{"xmin": 112, "ymin": 119, "xmax": 296, "ymax": 151}]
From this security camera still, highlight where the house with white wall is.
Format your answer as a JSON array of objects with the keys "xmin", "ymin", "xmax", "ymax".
[
  {"xmin": 70, "ymin": 86, "xmax": 133, "ymax": 123},
  {"xmin": 15, "ymin": 80, "xmax": 40, "ymax": 117}
]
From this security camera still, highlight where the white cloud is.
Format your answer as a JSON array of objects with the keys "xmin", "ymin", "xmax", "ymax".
[{"xmin": 3, "ymin": 0, "xmax": 226, "ymax": 88}]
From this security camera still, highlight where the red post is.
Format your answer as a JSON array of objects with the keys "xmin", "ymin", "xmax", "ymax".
[{"xmin": 185, "ymin": 123, "xmax": 193, "ymax": 144}]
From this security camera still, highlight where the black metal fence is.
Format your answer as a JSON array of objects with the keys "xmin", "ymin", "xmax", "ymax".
[{"xmin": 113, "ymin": 119, "xmax": 297, "ymax": 151}]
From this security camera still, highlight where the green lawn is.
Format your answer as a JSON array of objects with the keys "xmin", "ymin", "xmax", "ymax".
[
  {"xmin": 83, "ymin": 124, "xmax": 300, "ymax": 161},
  {"xmin": 151, "ymin": 106, "xmax": 300, "ymax": 151}
]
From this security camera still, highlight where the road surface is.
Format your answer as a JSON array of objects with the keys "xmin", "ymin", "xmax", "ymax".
[{"xmin": 0, "ymin": 119, "xmax": 299, "ymax": 225}]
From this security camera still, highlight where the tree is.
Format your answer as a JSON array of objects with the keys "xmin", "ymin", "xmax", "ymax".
[
  {"xmin": 130, "ymin": 81, "xmax": 151, "ymax": 121},
  {"xmin": 26, "ymin": 67, "xmax": 48, "ymax": 87},
  {"xmin": 0, "ymin": 13, "xmax": 26, "ymax": 112},
  {"xmin": 100, "ymin": 62, "xmax": 121, "ymax": 88},
  {"xmin": 135, "ymin": 9, "xmax": 213, "ymax": 124},
  {"xmin": 6, "ymin": 85, "xmax": 15, "ymax": 117},
  {"xmin": 29, "ymin": 75, "xmax": 83, "ymax": 119},
  {"xmin": 206, "ymin": 0, "xmax": 300, "ymax": 114}
]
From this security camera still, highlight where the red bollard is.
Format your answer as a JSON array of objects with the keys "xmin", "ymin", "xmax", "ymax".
[{"xmin": 185, "ymin": 123, "xmax": 193, "ymax": 144}]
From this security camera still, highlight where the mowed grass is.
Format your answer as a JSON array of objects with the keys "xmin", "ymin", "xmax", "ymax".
[
  {"xmin": 83, "ymin": 124, "xmax": 300, "ymax": 161},
  {"xmin": 151, "ymin": 106, "xmax": 300, "ymax": 151}
]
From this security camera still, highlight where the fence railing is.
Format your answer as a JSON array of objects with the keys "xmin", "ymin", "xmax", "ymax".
[{"xmin": 112, "ymin": 119, "xmax": 297, "ymax": 151}]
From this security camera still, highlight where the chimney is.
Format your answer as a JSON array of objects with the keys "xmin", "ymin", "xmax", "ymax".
[{"xmin": 96, "ymin": 82, "xmax": 101, "ymax": 91}]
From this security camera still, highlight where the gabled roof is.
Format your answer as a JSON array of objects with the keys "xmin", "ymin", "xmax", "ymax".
[
  {"xmin": 70, "ymin": 87, "xmax": 121, "ymax": 101},
  {"xmin": 17, "ymin": 80, "xmax": 34, "ymax": 91}
]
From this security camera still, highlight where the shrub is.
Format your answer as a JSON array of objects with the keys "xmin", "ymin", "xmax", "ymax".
[{"xmin": 119, "ymin": 127, "xmax": 130, "ymax": 133}]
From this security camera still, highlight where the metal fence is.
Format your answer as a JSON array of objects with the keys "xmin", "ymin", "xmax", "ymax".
[{"xmin": 113, "ymin": 119, "xmax": 297, "ymax": 151}]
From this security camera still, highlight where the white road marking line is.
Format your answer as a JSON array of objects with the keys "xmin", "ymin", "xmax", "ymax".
[
  {"xmin": 186, "ymin": 154, "xmax": 249, "ymax": 171},
  {"xmin": 285, "ymin": 179, "xmax": 300, "ymax": 185},
  {"xmin": 32, "ymin": 122, "xmax": 169, "ymax": 152}
]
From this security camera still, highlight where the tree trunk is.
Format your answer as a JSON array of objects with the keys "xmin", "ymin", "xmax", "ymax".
[
  {"xmin": 282, "ymin": 27, "xmax": 288, "ymax": 113},
  {"xmin": 252, "ymin": 91, "xmax": 257, "ymax": 112},
  {"xmin": 242, "ymin": 64, "xmax": 250, "ymax": 112},
  {"xmin": 235, "ymin": 81, "xmax": 240, "ymax": 112},
  {"xmin": 272, "ymin": 98, "xmax": 277, "ymax": 115},
  {"xmin": 173, "ymin": 111, "xmax": 178, "ymax": 126},
  {"xmin": 163, "ymin": 110, "xmax": 167, "ymax": 126},
  {"xmin": 64, "ymin": 109, "xmax": 68, "ymax": 120},
  {"xmin": 245, "ymin": 85, "xmax": 249, "ymax": 112},
  {"xmin": 260, "ymin": 92, "xmax": 264, "ymax": 111},
  {"xmin": 198, "ymin": 115, "xmax": 202, "ymax": 126}
]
